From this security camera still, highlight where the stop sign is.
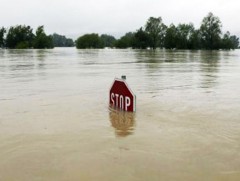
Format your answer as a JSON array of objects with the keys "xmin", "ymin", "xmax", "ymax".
[{"xmin": 109, "ymin": 78, "xmax": 136, "ymax": 112}]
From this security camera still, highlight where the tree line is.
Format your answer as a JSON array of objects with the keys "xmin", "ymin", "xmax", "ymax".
[
  {"xmin": 0, "ymin": 25, "xmax": 74, "ymax": 49},
  {"xmin": 1, "ymin": 12, "xmax": 239, "ymax": 50},
  {"xmin": 76, "ymin": 12, "xmax": 239, "ymax": 50}
]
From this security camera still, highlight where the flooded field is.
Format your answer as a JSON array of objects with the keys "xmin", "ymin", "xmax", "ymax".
[{"xmin": 0, "ymin": 48, "xmax": 240, "ymax": 181}]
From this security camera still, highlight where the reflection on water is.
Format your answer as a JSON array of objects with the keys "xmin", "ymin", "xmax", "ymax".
[
  {"xmin": 77, "ymin": 49, "xmax": 100, "ymax": 65},
  {"xmin": 109, "ymin": 107, "xmax": 135, "ymax": 137},
  {"xmin": 199, "ymin": 51, "xmax": 220, "ymax": 89}
]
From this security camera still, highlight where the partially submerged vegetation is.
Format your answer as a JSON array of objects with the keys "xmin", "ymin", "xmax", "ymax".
[
  {"xmin": 52, "ymin": 33, "xmax": 74, "ymax": 47},
  {"xmin": 112, "ymin": 12, "xmax": 239, "ymax": 50},
  {"xmin": 0, "ymin": 26, "xmax": 74, "ymax": 49},
  {"xmin": 75, "ymin": 12, "xmax": 239, "ymax": 50},
  {"xmin": 0, "ymin": 25, "xmax": 53, "ymax": 49},
  {"xmin": 0, "ymin": 12, "xmax": 239, "ymax": 50}
]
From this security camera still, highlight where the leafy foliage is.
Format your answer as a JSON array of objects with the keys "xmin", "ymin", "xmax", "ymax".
[
  {"xmin": 221, "ymin": 31, "xmax": 239, "ymax": 49},
  {"xmin": 33, "ymin": 26, "xmax": 53, "ymax": 49},
  {"xmin": 76, "ymin": 33, "xmax": 103, "ymax": 49},
  {"xmin": 145, "ymin": 17, "xmax": 167, "ymax": 49},
  {"xmin": 112, "ymin": 13, "xmax": 238, "ymax": 50},
  {"xmin": 175, "ymin": 23, "xmax": 194, "ymax": 49},
  {"xmin": 100, "ymin": 34, "xmax": 116, "ymax": 48},
  {"xmin": 188, "ymin": 29, "xmax": 202, "ymax": 49},
  {"xmin": 114, "ymin": 32, "xmax": 134, "ymax": 48},
  {"xmin": 6, "ymin": 25, "xmax": 34, "ymax": 49},
  {"xmin": 0, "ymin": 13, "xmax": 239, "ymax": 50},
  {"xmin": 3, "ymin": 25, "xmax": 53, "ymax": 49},
  {"xmin": 200, "ymin": 12, "xmax": 222, "ymax": 50},
  {"xmin": 132, "ymin": 28, "xmax": 150, "ymax": 49},
  {"xmin": 164, "ymin": 24, "xmax": 177, "ymax": 49},
  {"xmin": 0, "ymin": 27, "xmax": 6, "ymax": 47},
  {"xmin": 52, "ymin": 33, "xmax": 74, "ymax": 47}
]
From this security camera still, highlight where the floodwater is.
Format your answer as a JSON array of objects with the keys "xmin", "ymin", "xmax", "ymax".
[{"xmin": 0, "ymin": 48, "xmax": 240, "ymax": 181}]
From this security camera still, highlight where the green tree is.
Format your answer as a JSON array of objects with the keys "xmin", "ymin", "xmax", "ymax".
[
  {"xmin": 222, "ymin": 31, "xmax": 233, "ymax": 49},
  {"xmin": 175, "ymin": 23, "xmax": 194, "ymax": 49},
  {"xmin": 0, "ymin": 27, "xmax": 6, "ymax": 48},
  {"xmin": 132, "ymin": 27, "xmax": 150, "ymax": 49},
  {"xmin": 229, "ymin": 35, "xmax": 239, "ymax": 49},
  {"xmin": 114, "ymin": 32, "xmax": 134, "ymax": 48},
  {"xmin": 65, "ymin": 38, "xmax": 74, "ymax": 47},
  {"xmin": 200, "ymin": 12, "xmax": 222, "ymax": 50},
  {"xmin": 164, "ymin": 24, "xmax": 177, "ymax": 49},
  {"xmin": 33, "ymin": 26, "xmax": 53, "ymax": 49},
  {"xmin": 76, "ymin": 33, "xmax": 103, "ymax": 49},
  {"xmin": 6, "ymin": 25, "xmax": 34, "ymax": 49},
  {"xmin": 100, "ymin": 34, "xmax": 116, "ymax": 48},
  {"xmin": 188, "ymin": 29, "xmax": 202, "ymax": 49},
  {"xmin": 52, "ymin": 33, "xmax": 74, "ymax": 47},
  {"xmin": 145, "ymin": 17, "xmax": 167, "ymax": 49},
  {"xmin": 221, "ymin": 31, "xmax": 239, "ymax": 49}
]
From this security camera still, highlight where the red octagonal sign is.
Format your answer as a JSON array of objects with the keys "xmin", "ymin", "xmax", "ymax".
[{"xmin": 109, "ymin": 78, "xmax": 136, "ymax": 112}]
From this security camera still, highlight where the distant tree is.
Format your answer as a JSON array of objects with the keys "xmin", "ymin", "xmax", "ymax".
[
  {"xmin": 65, "ymin": 38, "xmax": 74, "ymax": 47},
  {"xmin": 76, "ymin": 33, "xmax": 103, "ymax": 49},
  {"xmin": 221, "ymin": 31, "xmax": 239, "ymax": 49},
  {"xmin": 221, "ymin": 31, "xmax": 233, "ymax": 49},
  {"xmin": 164, "ymin": 24, "xmax": 177, "ymax": 49},
  {"xmin": 132, "ymin": 27, "xmax": 150, "ymax": 49},
  {"xmin": 175, "ymin": 23, "xmax": 195, "ymax": 49},
  {"xmin": 52, "ymin": 33, "xmax": 74, "ymax": 47},
  {"xmin": 230, "ymin": 35, "xmax": 239, "ymax": 49},
  {"xmin": 145, "ymin": 17, "xmax": 167, "ymax": 49},
  {"xmin": 188, "ymin": 29, "xmax": 202, "ymax": 49},
  {"xmin": 33, "ymin": 26, "xmax": 53, "ymax": 49},
  {"xmin": 200, "ymin": 12, "xmax": 222, "ymax": 50},
  {"xmin": 6, "ymin": 25, "xmax": 34, "ymax": 49},
  {"xmin": 114, "ymin": 32, "xmax": 134, "ymax": 48},
  {"xmin": 100, "ymin": 34, "xmax": 116, "ymax": 48},
  {"xmin": 0, "ymin": 27, "xmax": 6, "ymax": 47}
]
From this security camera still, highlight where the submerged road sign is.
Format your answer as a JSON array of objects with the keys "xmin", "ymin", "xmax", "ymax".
[{"xmin": 109, "ymin": 77, "xmax": 136, "ymax": 112}]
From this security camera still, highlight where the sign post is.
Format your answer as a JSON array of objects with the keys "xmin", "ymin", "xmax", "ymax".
[{"xmin": 109, "ymin": 76, "xmax": 136, "ymax": 112}]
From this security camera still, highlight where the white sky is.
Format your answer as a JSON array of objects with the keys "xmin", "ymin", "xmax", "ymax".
[{"xmin": 0, "ymin": 0, "xmax": 240, "ymax": 40}]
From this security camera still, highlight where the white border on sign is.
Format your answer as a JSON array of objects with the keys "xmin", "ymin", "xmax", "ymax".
[{"xmin": 109, "ymin": 78, "xmax": 136, "ymax": 112}]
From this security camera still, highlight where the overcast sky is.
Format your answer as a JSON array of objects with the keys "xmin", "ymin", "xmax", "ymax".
[{"xmin": 1, "ymin": 0, "xmax": 240, "ymax": 39}]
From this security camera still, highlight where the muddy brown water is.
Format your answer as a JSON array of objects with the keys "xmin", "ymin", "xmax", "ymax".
[{"xmin": 0, "ymin": 48, "xmax": 240, "ymax": 181}]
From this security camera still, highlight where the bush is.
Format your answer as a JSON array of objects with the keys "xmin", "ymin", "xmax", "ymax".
[{"xmin": 76, "ymin": 33, "xmax": 103, "ymax": 49}]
